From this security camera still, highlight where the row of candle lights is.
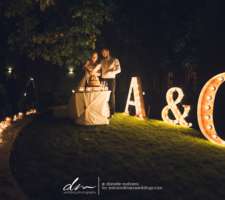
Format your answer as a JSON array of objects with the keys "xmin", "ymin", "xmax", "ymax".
[{"xmin": 0, "ymin": 109, "xmax": 37, "ymax": 144}]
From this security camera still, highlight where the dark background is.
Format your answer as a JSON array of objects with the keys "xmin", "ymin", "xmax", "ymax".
[
  {"xmin": 102, "ymin": 0, "xmax": 225, "ymax": 133},
  {"xmin": 1, "ymin": 0, "xmax": 225, "ymax": 134}
]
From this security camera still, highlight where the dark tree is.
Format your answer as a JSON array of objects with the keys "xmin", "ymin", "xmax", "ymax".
[{"xmin": 2, "ymin": 0, "xmax": 112, "ymax": 67}]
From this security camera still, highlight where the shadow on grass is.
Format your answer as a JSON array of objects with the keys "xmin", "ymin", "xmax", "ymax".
[{"xmin": 9, "ymin": 112, "xmax": 225, "ymax": 200}]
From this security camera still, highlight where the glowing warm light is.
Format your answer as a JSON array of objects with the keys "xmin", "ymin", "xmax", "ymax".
[
  {"xmin": 7, "ymin": 66, "xmax": 13, "ymax": 75},
  {"xmin": 0, "ymin": 108, "xmax": 37, "ymax": 144},
  {"xmin": 197, "ymin": 72, "xmax": 225, "ymax": 146},
  {"xmin": 5, "ymin": 117, "xmax": 12, "ymax": 122},
  {"xmin": 68, "ymin": 66, "xmax": 75, "ymax": 75},
  {"xmin": 124, "ymin": 77, "xmax": 146, "ymax": 119},
  {"xmin": 25, "ymin": 108, "xmax": 37, "ymax": 116},
  {"xmin": 13, "ymin": 115, "xmax": 18, "ymax": 122},
  {"xmin": 18, "ymin": 112, "xmax": 24, "ymax": 119},
  {"xmin": 13, "ymin": 112, "xmax": 24, "ymax": 121},
  {"xmin": 161, "ymin": 87, "xmax": 192, "ymax": 127}
]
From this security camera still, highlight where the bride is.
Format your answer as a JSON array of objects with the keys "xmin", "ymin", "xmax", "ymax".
[{"xmin": 78, "ymin": 51, "xmax": 101, "ymax": 89}]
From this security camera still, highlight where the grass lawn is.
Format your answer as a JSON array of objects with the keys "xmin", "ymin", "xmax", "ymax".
[{"xmin": 10, "ymin": 112, "xmax": 225, "ymax": 200}]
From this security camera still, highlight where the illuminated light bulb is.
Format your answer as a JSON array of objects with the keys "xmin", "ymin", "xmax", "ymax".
[
  {"xmin": 205, "ymin": 105, "xmax": 211, "ymax": 110},
  {"xmin": 7, "ymin": 66, "xmax": 13, "ymax": 75},
  {"xmin": 5, "ymin": 117, "xmax": 12, "ymax": 123},
  {"xmin": 24, "ymin": 92, "xmax": 27, "ymax": 97},
  {"xmin": 18, "ymin": 112, "xmax": 23, "ymax": 119},
  {"xmin": 68, "ymin": 67, "xmax": 74, "ymax": 75},
  {"xmin": 204, "ymin": 115, "xmax": 211, "ymax": 120},
  {"xmin": 13, "ymin": 115, "xmax": 18, "ymax": 121},
  {"xmin": 188, "ymin": 123, "xmax": 192, "ymax": 127},
  {"xmin": 27, "ymin": 108, "xmax": 37, "ymax": 115},
  {"xmin": 211, "ymin": 86, "xmax": 216, "ymax": 91},
  {"xmin": 72, "ymin": 90, "xmax": 75, "ymax": 93},
  {"xmin": 218, "ymin": 76, "xmax": 224, "ymax": 81},
  {"xmin": 206, "ymin": 96, "xmax": 212, "ymax": 101},
  {"xmin": 207, "ymin": 125, "xmax": 213, "ymax": 130},
  {"xmin": 30, "ymin": 77, "xmax": 34, "ymax": 81},
  {"xmin": 212, "ymin": 134, "xmax": 217, "ymax": 139}
]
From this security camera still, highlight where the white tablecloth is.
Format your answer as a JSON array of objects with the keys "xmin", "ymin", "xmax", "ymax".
[{"xmin": 68, "ymin": 91, "xmax": 111, "ymax": 125}]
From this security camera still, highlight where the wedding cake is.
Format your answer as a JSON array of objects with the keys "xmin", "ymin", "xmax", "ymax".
[{"xmin": 88, "ymin": 75, "xmax": 101, "ymax": 87}]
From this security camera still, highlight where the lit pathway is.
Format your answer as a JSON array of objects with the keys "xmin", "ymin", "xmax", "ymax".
[{"xmin": 0, "ymin": 118, "xmax": 31, "ymax": 200}]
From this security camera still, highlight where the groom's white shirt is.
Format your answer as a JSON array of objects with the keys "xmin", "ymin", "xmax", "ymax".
[{"xmin": 100, "ymin": 57, "xmax": 121, "ymax": 79}]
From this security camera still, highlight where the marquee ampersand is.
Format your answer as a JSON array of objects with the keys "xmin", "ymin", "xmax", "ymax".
[{"xmin": 162, "ymin": 87, "xmax": 192, "ymax": 127}]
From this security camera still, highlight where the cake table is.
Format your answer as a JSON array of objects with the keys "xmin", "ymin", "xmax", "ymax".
[{"xmin": 68, "ymin": 90, "xmax": 111, "ymax": 125}]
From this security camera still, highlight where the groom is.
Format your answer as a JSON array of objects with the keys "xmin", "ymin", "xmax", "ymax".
[{"xmin": 100, "ymin": 48, "xmax": 121, "ymax": 116}]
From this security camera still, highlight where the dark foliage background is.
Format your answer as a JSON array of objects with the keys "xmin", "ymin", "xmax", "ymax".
[{"xmin": 1, "ymin": 0, "xmax": 225, "ymax": 129}]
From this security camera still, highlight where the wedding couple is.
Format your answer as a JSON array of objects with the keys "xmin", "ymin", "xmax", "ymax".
[{"xmin": 79, "ymin": 48, "xmax": 121, "ymax": 116}]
